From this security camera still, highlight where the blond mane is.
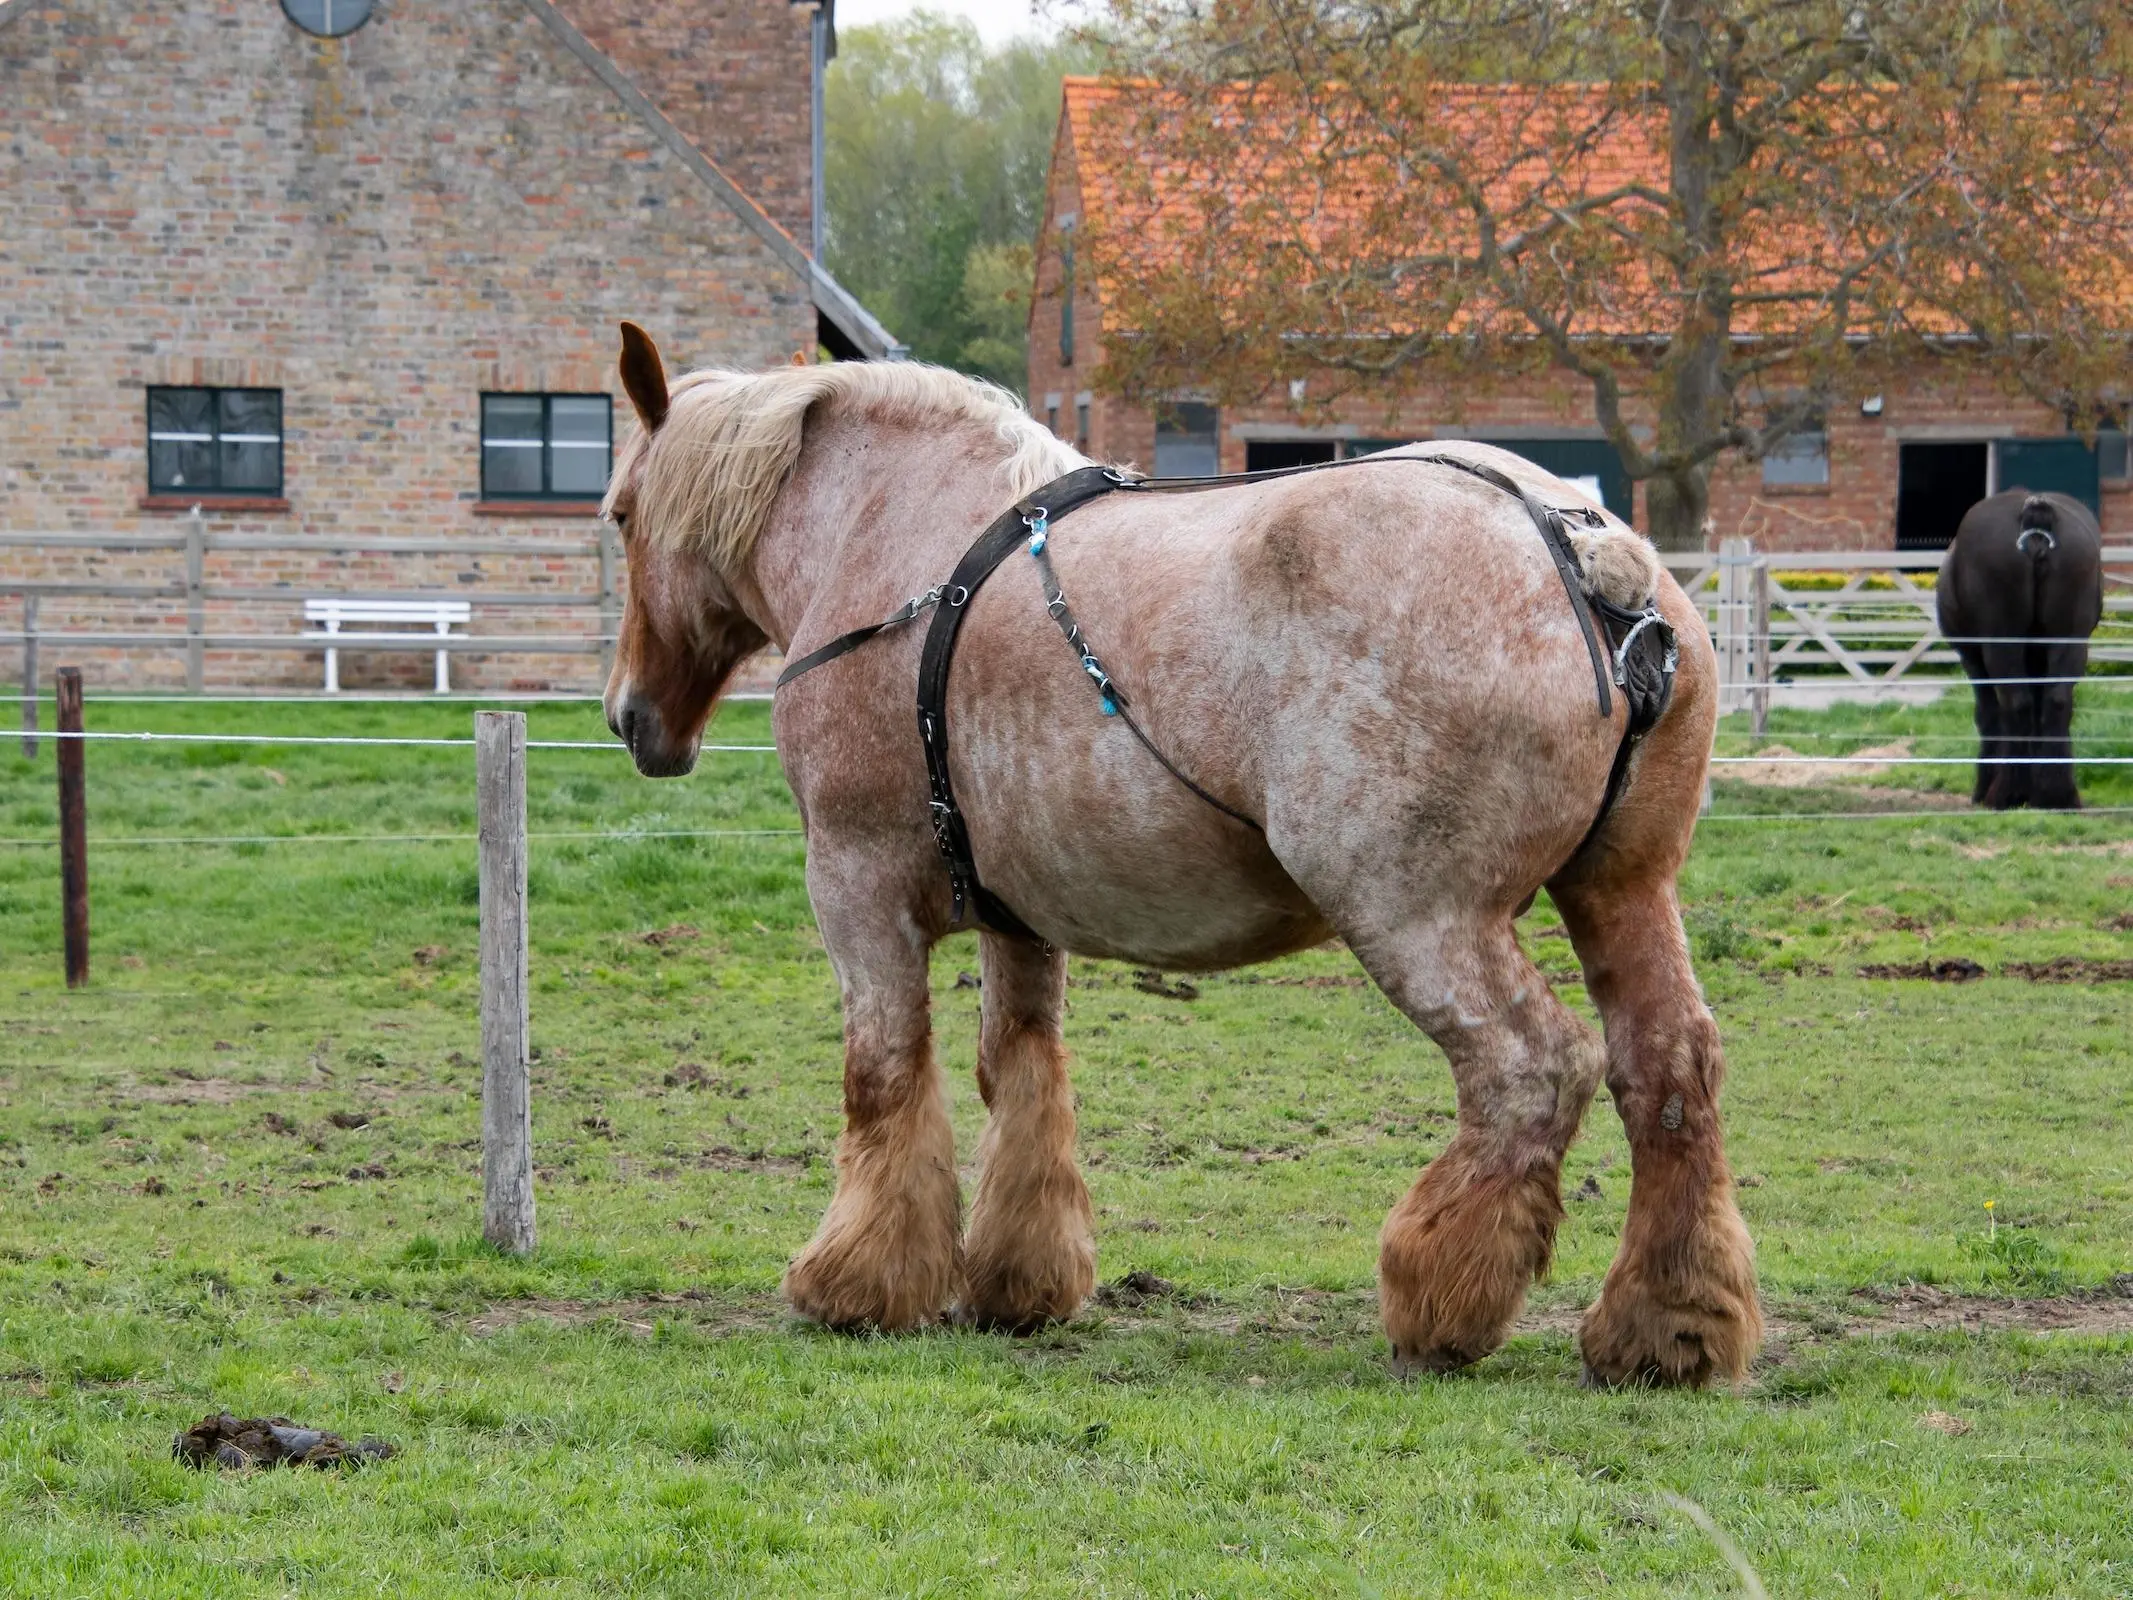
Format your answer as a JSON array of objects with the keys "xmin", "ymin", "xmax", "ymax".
[{"xmin": 609, "ymin": 360, "xmax": 1088, "ymax": 568}]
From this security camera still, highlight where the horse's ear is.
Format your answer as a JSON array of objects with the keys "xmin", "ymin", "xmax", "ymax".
[{"xmin": 618, "ymin": 321, "xmax": 670, "ymax": 433}]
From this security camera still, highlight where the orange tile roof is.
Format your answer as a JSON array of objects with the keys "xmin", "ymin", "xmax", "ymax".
[{"xmin": 1058, "ymin": 75, "xmax": 2131, "ymax": 344}]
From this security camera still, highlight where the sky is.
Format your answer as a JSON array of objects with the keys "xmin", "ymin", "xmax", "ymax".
[{"xmin": 835, "ymin": 0, "xmax": 1060, "ymax": 46}]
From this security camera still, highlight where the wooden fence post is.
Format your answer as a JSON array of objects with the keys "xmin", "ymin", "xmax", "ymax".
[
  {"xmin": 1750, "ymin": 559, "xmax": 1772, "ymax": 739},
  {"xmin": 477, "ymin": 710, "xmax": 535, "ymax": 1255},
  {"xmin": 20, "ymin": 596, "xmax": 36, "ymax": 760},
  {"xmin": 56, "ymin": 667, "xmax": 88, "ymax": 988},
  {"xmin": 183, "ymin": 506, "xmax": 206, "ymax": 693}
]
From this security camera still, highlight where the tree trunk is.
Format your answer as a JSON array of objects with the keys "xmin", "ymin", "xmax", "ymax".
[{"xmin": 1644, "ymin": 468, "xmax": 1712, "ymax": 552}]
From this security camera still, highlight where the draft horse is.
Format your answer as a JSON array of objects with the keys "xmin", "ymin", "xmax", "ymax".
[
  {"xmin": 1937, "ymin": 490, "xmax": 2105, "ymax": 810},
  {"xmin": 601, "ymin": 324, "xmax": 1761, "ymax": 1386}
]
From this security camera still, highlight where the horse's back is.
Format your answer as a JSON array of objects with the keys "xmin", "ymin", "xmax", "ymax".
[{"xmin": 951, "ymin": 453, "xmax": 1653, "ymax": 958}]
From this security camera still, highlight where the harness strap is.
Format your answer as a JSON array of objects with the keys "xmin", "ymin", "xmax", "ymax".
[
  {"xmin": 1113, "ymin": 451, "xmax": 1615, "ymax": 718},
  {"xmin": 776, "ymin": 451, "xmax": 1674, "ymax": 938},
  {"xmin": 774, "ymin": 585, "xmax": 952, "ymax": 688},
  {"xmin": 913, "ymin": 465, "xmax": 1127, "ymax": 938},
  {"xmin": 1025, "ymin": 510, "xmax": 1264, "ymax": 833}
]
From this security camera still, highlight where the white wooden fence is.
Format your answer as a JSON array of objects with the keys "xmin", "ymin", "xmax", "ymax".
[
  {"xmin": 1668, "ymin": 541, "xmax": 2133, "ymax": 726},
  {"xmin": 2, "ymin": 509, "xmax": 622, "ymax": 697}
]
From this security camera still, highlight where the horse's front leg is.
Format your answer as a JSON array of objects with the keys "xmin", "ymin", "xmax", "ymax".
[
  {"xmin": 956, "ymin": 931, "xmax": 1095, "ymax": 1331},
  {"xmin": 782, "ymin": 865, "xmax": 960, "ymax": 1331}
]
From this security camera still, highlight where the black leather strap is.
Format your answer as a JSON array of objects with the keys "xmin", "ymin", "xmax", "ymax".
[
  {"xmin": 780, "ymin": 450, "xmax": 1669, "ymax": 937},
  {"xmin": 915, "ymin": 466, "xmax": 1126, "ymax": 937},
  {"xmin": 775, "ymin": 588, "xmax": 945, "ymax": 689}
]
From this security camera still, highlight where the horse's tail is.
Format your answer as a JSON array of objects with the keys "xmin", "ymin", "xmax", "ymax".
[
  {"xmin": 1564, "ymin": 524, "xmax": 1665, "ymax": 613},
  {"xmin": 2016, "ymin": 494, "xmax": 2058, "ymax": 562}
]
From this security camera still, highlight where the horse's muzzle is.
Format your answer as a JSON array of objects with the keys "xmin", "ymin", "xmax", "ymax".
[{"xmin": 609, "ymin": 689, "xmax": 699, "ymax": 778}]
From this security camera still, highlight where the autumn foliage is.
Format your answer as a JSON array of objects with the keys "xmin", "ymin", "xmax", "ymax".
[{"xmin": 1074, "ymin": 0, "xmax": 2133, "ymax": 545}]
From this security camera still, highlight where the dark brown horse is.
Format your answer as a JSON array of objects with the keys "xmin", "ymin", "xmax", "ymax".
[{"xmin": 1938, "ymin": 491, "xmax": 2104, "ymax": 809}]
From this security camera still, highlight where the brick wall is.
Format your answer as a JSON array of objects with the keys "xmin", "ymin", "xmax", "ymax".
[
  {"xmin": 0, "ymin": 0, "xmax": 817, "ymax": 690},
  {"xmin": 1030, "ymin": 130, "xmax": 2132, "ymax": 552},
  {"xmin": 558, "ymin": 0, "xmax": 816, "ymax": 248}
]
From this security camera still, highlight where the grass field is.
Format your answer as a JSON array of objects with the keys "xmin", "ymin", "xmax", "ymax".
[{"xmin": 2, "ymin": 684, "xmax": 2130, "ymax": 1597}]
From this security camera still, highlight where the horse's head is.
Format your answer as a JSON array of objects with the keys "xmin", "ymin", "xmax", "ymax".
[{"xmin": 601, "ymin": 322, "xmax": 769, "ymax": 778}]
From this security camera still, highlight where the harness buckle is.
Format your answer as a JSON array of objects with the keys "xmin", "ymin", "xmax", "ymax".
[
  {"xmin": 1609, "ymin": 608, "xmax": 1677, "ymax": 689},
  {"xmin": 945, "ymin": 584, "xmax": 970, "ymax": 607}
]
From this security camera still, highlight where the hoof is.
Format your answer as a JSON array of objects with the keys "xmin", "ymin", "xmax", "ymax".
[
  {"xmin": 950, "ymin": 1303, "xmax": 1060, "ymax": 1336},
  {"xmin": 1577, "ymin": 1271, "xmax": 1762, "ymax": 1389},
  {"xmin": 1379, "ymin": 1151, "xmax": 1563, "ymax": 1376},
  {"xmin": 1389, "ymin": 1341, "xmax": 1481, "ymax": 1379},
  {"xmin": 953, "ymin": 1233, "xmax": 1095, "ymax": 1336},
  {"xmin": 782, "ymin": 1237, "xmax": 956, "ymax": 1333}
]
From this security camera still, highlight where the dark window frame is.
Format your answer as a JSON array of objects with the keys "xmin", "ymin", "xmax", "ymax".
[
  {"xmin": 1761, "ymin": 427, "xmax": 1831, "ymax": 488},
  {"xmin": 281, "ymin": 0, "xmax": 377, "ymax": 38},
  {"xmin": 1059, "ymin": 234, "xmax": 1076, "ymax": 367},
  {"xmin": 145, "ymin": 386, "xmax": 285, "ymax": 498},
  {"xmin": 480, "ymin": 392, "xmax": 614, "ymax": 502}
]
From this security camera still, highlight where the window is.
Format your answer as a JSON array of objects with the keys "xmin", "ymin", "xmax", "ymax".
[
  {"xmin": 2098, "ymin": 425, "xmax": 2129, "ymax": 485},
  {"xmin": 147, "ymin": 387, "xmax": 283, "ymax": 497},
  {"xmin": 1762, "ymin": 429, "xmax": 1829, "ymax": 488},
  {"xmin": 1046, "ymin": 402, "xmax": 1060, "ymax": 436},
  {"xmin": 1154, "ymin": 402, "xmax": 1219, "ymax": 476},
  {"xmin": 282, "ymin": 0, "xmax": 376, "ymax": 37},
  {"xmin": 481, "ymin": 394, "xmax": 612, "ymax": 501},
  {"xmin": 1059, "ymin": 236, "xmax": 1076, "ymax": 367},
  {"xmin": 1075, "ymin": 399, "xmax": 1090, "ymax": 452}
]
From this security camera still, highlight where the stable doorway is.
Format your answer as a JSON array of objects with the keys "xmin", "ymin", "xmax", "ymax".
[
  {"xmin": 1896, "ymin": 438, "xmax": 2103, "ymax": 550},
  {"xmin": 1244, "ymin": 439, "xmax": 1338, "ymax": 472},
  {"xmin": 1895, "ymin": 442, "xmax": 1988, "ymax": 550}
]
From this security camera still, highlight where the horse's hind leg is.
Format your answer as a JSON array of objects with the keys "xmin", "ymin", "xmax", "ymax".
[
  {"xmin": 1976, "ymin": 642, "xmax": 2034, "ymax": 809},
  {"xmin": 1551, "ymin": 871, "xmax": 1760, "ymax": 1386},
  {"xmin": 781, "ymin": 866, "xmax": 961, "ymax": 1331},
  {"xmin": 2028, "ymin": 642, "xmax": 2086, "ymax": 810},
  {"xmin": 1955, "ymin": 644, "xmax": 2001, "ymax": 807},
  {"xmin": 956, "ymin": 932, "xmax": 1095, "ymax": 1331},
  {"xmin": 1352, "ymin": 918, "xmax": 1606, "ymax": 1374}
]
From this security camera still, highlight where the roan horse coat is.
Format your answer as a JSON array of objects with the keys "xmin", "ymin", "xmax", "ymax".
[{"xmin": 600, "ymin": 325, "xmax": 1761, "ymax": 1386}]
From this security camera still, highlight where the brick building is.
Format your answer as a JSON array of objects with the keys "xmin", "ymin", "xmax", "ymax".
[
  {"xmin": 0, "ymin": 0, "xmax": 894, "ymax": 690},
  {"xmin": 1030, "ymin": 79, "xmax": 2130, "ymax": 551}
]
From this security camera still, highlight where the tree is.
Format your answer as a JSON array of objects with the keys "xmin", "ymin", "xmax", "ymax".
[
  {"xmin": 826, "ymin": 13, "xmax": 1098, "ymax": 390},
  {"xmin": 1078, "ymin": 0, "xmax": 2132, "ymax": 547}
]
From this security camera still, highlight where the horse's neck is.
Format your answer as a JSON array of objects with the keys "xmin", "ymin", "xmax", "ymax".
[{"xmin": 743, "ymin": 414, "xmax": 1022, "ymax": 653}]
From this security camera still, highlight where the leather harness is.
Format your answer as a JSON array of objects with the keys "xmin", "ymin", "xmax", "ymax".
[{"xmin": 776, "ymin": 452, "xmax": 1679, "ymax": 942}]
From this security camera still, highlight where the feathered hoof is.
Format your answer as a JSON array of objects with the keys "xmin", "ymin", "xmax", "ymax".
[
  {"xmin": 1577, "ymin": 1262, "xmax": 1762, "ymax": 1389},
  {"xmin": 1379, "ymin": 1152, "xmax": 1562, "ymax": 1379}
]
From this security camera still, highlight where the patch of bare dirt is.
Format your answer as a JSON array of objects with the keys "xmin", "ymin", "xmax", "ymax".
[
  {"xmin": 696, "ymin": 1145, "xmax": 809, "ymax": 1173},
  {"xmin": 2001, "ymin": 956, "xmax": 2133, "ymax": 983},
  {"xmin": 639, "ymin": 924, "xmax": 701, "ymax": 948},
  {"xmin": 464, "ymin": 1290, "xmax": 785, "ymax": 1339},
  {"xmin": 1859, "ymin": 958, "xmax": 1987, "ymax": 982},
  {"xmin": 125, "ymin": 1078, "xmax": 290, "ymax": 1105},
  {"xmin": 1859, "ymin": 956, "xmax": 2133, "ymax": 984},
  {"xmin": 1727, "ymin": 739, "xmax": 1918, "ymax": 787},
  {"xmin": 1510, "ymin": 1280, "xmax": 2133, "ymax": 1343},
  {"xmin": 1132, "ymin": 971, "xmax": 1201, "ymax": 1001}
]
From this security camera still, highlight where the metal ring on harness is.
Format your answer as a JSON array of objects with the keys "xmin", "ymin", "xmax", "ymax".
[{"xmin": 1608, "ymin": 608, "xmax": 1675, "ymax": 689}]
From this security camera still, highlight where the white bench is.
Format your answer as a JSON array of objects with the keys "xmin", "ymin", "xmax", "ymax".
[{"xmin": 303, "ymin": 598, "xmax": 473, "ymax": 694}]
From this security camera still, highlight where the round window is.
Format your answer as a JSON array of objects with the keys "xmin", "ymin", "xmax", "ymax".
[{"xmin": 282, "ymin": 0, "xmax": 375, "ymax": 37}]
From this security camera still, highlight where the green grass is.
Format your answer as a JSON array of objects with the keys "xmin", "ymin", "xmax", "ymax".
[{"xmin": 2, "ymin": 690, "xmax": 2130, "ymax": 1597}]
